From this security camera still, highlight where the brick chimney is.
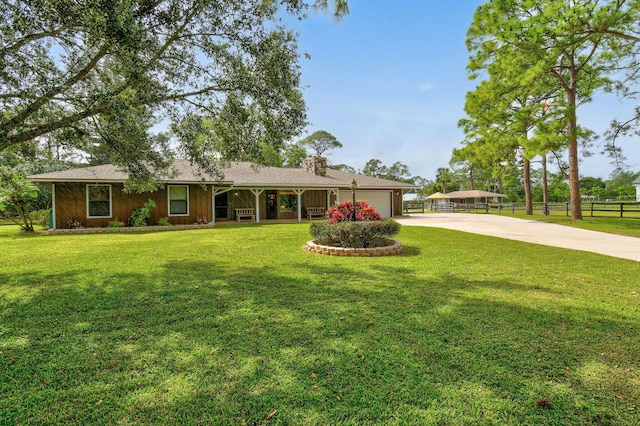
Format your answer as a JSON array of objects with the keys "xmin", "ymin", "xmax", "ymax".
[{"xmin": 302, "ymin": 156, "xmax": 327, "ymax": 176}]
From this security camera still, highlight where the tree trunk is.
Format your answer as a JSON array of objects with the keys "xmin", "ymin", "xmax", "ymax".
[
  {"xmin": 17, "ymin": 203, "xmax": 35, "ymax": 232},
  {"xmin": 523, "ymin": 158, "xmax": 532, "ymax": 215},
  {"xmin": 567, "ymin": 66, "xmax": 582, "ymax": 220},
  {"xmin": 542, "ymin": 154, "xmax": 549, "ymax": 216},
  {"xmin": 470, "ymin": 167, "xmax": 475, "ymax": 190}
]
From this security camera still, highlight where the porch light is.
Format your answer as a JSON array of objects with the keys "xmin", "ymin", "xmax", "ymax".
[{"xmin": 350, "ymin": 179, "xmax": 357, "ymax": 221}]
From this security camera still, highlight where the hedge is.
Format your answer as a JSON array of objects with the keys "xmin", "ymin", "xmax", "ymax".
[{"xmin": 309, "ymin": 218, "xmax": 401, "ymax": 248}]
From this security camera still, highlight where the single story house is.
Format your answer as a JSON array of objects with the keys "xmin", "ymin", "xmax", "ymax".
[
  {"xmin": 28, "ymin": 156, "xmax": 416, "ymax": 230},
  {"xmin": 634, "ymin": 176, "xmax": 640, "ymax": 201}
]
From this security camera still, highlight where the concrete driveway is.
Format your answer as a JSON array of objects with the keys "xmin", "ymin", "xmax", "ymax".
[{"xmin": 394, "ymin": 213, "xmax": 640, "ymax": 262}]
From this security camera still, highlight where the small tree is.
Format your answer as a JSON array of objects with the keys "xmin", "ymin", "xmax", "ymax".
[
  {"xmin": 299, "ymin": 131, "xmax": 343, "ymax": 157},
  {"xmin": 127, "ymin": 199, "xmax": 156, "ymax": 227},
  {"xmin": 283, "ymin": 142, "xmax": 309, "ymax": 168},
  {"xmin": 362, "ymin": 159, "xmax": 388, "ymax": 178},
  {"xmin": 0, "ymin": 166, "xmax": 40, "ymax": 232}
]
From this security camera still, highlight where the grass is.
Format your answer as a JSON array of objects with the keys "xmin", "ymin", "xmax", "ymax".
[{"xmin": 1, "ymin": 222, "xmax": 639, "ymax": 425}]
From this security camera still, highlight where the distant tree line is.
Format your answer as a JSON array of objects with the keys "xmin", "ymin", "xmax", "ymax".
[{"xmin": 423, "ymin": 162, "xmax": 639, "ymax": 204}]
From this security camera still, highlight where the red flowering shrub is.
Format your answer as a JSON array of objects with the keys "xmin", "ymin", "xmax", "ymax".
[
  {"xmin": 326, "ymin": 200, "xmax": 382, "ymax": 224},
  {"xmin": 313, "ymin": 201, "xmax": 392, "ymax": 248}
]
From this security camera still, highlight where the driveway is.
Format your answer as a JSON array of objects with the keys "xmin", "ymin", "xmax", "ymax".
[{"xmin": 394, "ymin": 213, "xmax": 640, "ymax": 262}]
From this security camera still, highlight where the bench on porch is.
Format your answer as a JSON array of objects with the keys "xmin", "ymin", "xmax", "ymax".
[
  {"xmin": 235, "ymin": 208, "xmax": 255, "ymax": 222},
  {"xmin": 306, "ymin": 207, "xmax": 326, "ymax": 220}
]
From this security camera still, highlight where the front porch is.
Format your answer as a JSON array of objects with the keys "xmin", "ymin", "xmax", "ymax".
[{"xmin": 215, "ymin": 188, "xmax": 337, "ymax": 223}]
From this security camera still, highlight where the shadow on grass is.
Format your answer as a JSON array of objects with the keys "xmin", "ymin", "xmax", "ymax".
[
  {"xmin": 1, "ymin": 259, "xmax": 638, "ymax": 425},
  {"xmin": 0, "ymin": 240, "xmax": 640, "ymax": 424}
]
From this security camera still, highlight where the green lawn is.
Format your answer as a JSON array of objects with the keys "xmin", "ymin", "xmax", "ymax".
[{"xmin": 1, "ymin": 223, "xmax": 639, "ymax": 425}]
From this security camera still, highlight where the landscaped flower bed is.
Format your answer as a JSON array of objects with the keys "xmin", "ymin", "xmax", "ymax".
[
  {"xmin": 49, "ymin": 223, "xmax": 216, "ymax": 234},
  {"xmin": 307, "ymin": 200, "xmax": 402, "ymax": 256},
  {"xmin": 305, "ymin": 238, "xmax": 403, "ymax": 256}
]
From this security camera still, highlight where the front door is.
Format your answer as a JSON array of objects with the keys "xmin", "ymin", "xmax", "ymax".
[
  {"xmin": 215, "ymin": 192, "xmax": 229, "ymax": 219},
  {"xmin": 266, "ymin": 190, "xmax": 278, "ymax": 219}
]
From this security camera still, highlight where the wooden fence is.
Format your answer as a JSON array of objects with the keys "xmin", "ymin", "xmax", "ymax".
[
  {"xmin": 403, "ymin": 201, "xmax": 640, "ymax": 218},
  {"xmin": 403, "ymin": 202, "xmax": 425, "ymax": 213},
  {"xmin": 491, "ymin": 201, "xmax": 640, "ymax": 218}
]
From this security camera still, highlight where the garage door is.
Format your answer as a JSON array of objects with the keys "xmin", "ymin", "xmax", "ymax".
[{"xmin": 338, "ymin": 190, "xmax": 392, "ymax": 217}]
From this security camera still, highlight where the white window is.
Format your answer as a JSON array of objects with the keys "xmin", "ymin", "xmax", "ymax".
[
  {"xmin": 87, "ymin": 184, "xmax": 112, "ymax": 218},
  {"xmin": 168, "ymin": 185, "xmax": 189, "ymax": 216}
]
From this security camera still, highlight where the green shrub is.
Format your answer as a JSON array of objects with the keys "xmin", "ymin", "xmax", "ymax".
[
  {"xmin": 158, "ymin": 217, "xmax": 171, "ymax": 226},
  {"xmin": 107, "ymin": 219, "xmax": 124, "ymax": 228},
  {"xmin": 127, "ymin": 199, "xmax": 156, "ymax": 227},
  {"xmin": 310, "ymin": 218, "xmax": 400, "ymax": 248},
  {"xmin": 29, "ymin": 209, "xmax": 51, "ymax": 230}
]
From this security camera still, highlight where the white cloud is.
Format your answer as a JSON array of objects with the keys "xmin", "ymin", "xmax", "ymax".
[{"xmin": 419, "ymin": 82, "xmax": 436, "ymax": 91}]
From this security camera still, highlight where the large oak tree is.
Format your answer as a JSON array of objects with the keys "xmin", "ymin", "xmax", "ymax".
[{"xmin": 0, "ymin": 0, "xmax": 348, "ymax": 189}]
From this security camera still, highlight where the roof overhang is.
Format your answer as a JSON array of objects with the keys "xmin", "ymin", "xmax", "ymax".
[{"xmin": 28, "ymin": 177, "xmax": 235, "ymax": 186}]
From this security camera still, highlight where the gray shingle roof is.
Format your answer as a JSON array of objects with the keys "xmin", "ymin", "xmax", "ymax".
[{"xmin": 28, "ymin": 160, "xmax": 416, "ymax": 190}]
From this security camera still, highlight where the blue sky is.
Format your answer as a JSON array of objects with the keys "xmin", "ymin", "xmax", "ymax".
[{"xmin": 286, "ymin": 0, "xmax": 639, "ymax": 181}]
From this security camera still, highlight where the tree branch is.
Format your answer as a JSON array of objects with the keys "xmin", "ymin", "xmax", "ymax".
[
  {"xmin": 2, "ymin": 44, "xmax": 110, "ymax": 134},
  {"xmin": 0, "ymin": 25, "xmax": 68, "ymax": 56},
  {"xmin": 4, "ymin": 103, "xmax": 106, "ymax": 148},
  {"xmin": 155, "ymin": 85, "xmax": 225, "ymax": 102},
  {"xmin": 600, "ymin": 29, "xmax": 640, "ymax": 44},
  {"xmin": 575, "ymin": 41, "xmax": 600, "ymax": 75}
]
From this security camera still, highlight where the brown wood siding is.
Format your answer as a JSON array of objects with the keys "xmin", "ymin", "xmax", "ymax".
[
  {"xmin": 53, "ymin": 183, "xmax": 212, "ymax": 229},
  {"xmin": 231, "ymin": 190, "xmax": 254, "ymax": 220},
  {"xmin": 393, "ymin": 191, "xmax": 403, "ymax": 216},
  {"xmin": 302, "ymin": 190, "xmax": 327, "ymax": 210},
  {"xmin": 54, "ymin": 183, "xmax": 87, "ymax": 229}
]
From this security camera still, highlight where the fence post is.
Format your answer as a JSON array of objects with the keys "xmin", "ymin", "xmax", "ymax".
[
  {"xmin": 591, "ymin": 202, "xmax": 594, "ymax": 217},
  {"xmin": 620, "ymin": 203, "xmax": 624, "ymax": 218},
  {"xmin": 512, "ymin": 203, "xmax": 515, "ymax": 214},
  {"xmin": 566, "ymin": 202, "xmax": 569, "ymax": 217}
]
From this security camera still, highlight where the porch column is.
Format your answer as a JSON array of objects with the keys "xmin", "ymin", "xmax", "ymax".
[
  {"xmin": 250, "ymin": 189, "xmax": 264, "ymax": 223},
  {"xmin": 211, "ymin": 185, "xmax": 215, "ymax": 224},
  {"xmin": 51, "ymin": 183, "xmax": 56, "ymax": 230},
  {"xmin": 327, "ymin": 189, "xmax": 337, "ymax": 209},
  {"xmin": 211, "ymin": 187, "xmax": 233, "ymax": 224},
  {"xmin": 294, "ymin": 189, "xmax": 305, "ymax": 222}
]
